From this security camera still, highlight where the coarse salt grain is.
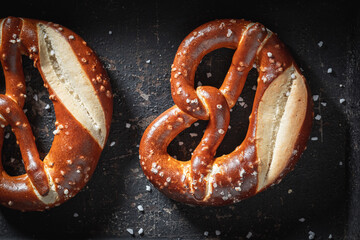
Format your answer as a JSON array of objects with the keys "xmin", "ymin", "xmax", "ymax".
[
  {"xmin": 226, "ymin": 29, "xmax": 233, "ymax": 37},
  {"xmin": 311, "ymin": 137, "xmax": 318, "ymax": 141},
  {"xmin": 318, "ymin": 41, "xmax": 324, "ymax": 47},
  {"xmin": 308, "ymin": 231, "xmax": 315, "ymax": 240},
  {"xmin": 110, "ymin": 141, "xmax": 116, "ymax": 147},
  {"xmin": 137, "ymin": 205, "xmax": 144, "ymax": 212},
  {"xmin": 145, "ymin": 185, "xmax": 151, "ymax": 192},
  {"xmin": 204, "ymin": 231, "xmax": 209, "ymax": 236},
  {"xmin": 206, "ymin": 72, "xmax": 212, "ymax": 78},
  {"xmin": 246, "ymin": 232, "xmax": 253, "ymax": 239},
  {"xmin": 313, "ymin": 95, "xmax": 319, "ymax": 101},
  {"xmin": 339, "ymin": 98, "xmax": 346, "ymax": 104},
  {"xmin": 215, "ymin": 230, "xmax": 221, "ymax": 236},
  {"xmin": 146, "ymin": 59, "xmax": 151, "ymax": 64},
  {"xmin": 138, "ymin": 228, "xmax": 144, "ymax": 235},
  {"xmin": 327, "ymin": 68, "xmax": 333, "ymax": 73},
  {"xmin": 314, "ymin": 114, "xmax": 321, "ymax": 120},
  {"xmin": 125, "ymin": 123, "xmax": 131, "ymax": 128},
  {"xmin": 126, "ymin": 228, "xmax": 134, "ymax": 235},
  {"xmin": 298, "ymin": 218, "xmax": 305, "ymax": 222}
]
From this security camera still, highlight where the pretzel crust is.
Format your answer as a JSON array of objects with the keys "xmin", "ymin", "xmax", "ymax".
[
  {"xmin": 139, "ymin": 19, "xmax": 313, "ymax": 205},
  {"xmin": 0, "ymin": 17, "xmax": 112, "ymax": 211}
]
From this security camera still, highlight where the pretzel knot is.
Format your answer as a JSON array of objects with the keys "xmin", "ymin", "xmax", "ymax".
[
  {"xmin": 140, "ymin": 19, "xmax": 313, "ymax": 205},
  {"xmin": 0, "ymin": 17, "xmax": 112, "ymax": 211}
]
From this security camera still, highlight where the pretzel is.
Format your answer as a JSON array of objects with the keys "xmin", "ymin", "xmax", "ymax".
[
  {"xmin": 139, "ymin": 19, "xmax": 313, "ymax": 205},
  {"xmin": 0, "ymin": 17, "xmax": 112, "ymax": 211}
]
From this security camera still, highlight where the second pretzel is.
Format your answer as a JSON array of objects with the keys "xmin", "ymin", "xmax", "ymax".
[{"xmin": 140, "ymin": 19, "xmax": 313, "ymax": 206}]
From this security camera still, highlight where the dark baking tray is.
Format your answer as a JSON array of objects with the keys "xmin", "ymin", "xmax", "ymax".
[{"xmin": 0, "ymin": 1, "xmax": 359, "ymax": 239}]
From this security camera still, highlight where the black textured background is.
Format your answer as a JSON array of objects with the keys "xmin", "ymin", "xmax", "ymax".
[{"xmin": 0, "ymin": 1, "xmax": 359, "ymax": 239}]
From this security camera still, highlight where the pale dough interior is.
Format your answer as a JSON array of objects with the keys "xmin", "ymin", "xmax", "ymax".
[{"xmin": 256, "ymin": 65, "xmax": 307, "ymax": 191}]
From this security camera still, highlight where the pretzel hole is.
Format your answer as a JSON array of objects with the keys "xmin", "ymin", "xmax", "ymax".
[
  {"xmin": 168, "ymin": 48, "xmax": 259, "ymax": 159},
  {"xmin": 1, "ymin": 125, "xmax": 25, "ymax": 176},
  {"xmin": 1, "ymin": 57, "xmax": 55, "ymax": 176},
  {"xmin": 22, "ymin": 57, "xmax": 55, "ymax": 159},
  {"xmin": 0, "ymin": 65, "xmax": 4, "ymax": 94},
  {"xmin": 217, "ymin": 80, "xmax": 256, "ymax": 157},
  {"xmin": 194, "ymin": 48, "xmax": 234, "ymax": 89},
  {"xmin": 167, "ymin": 120, "xmax": 206, "ymax": 161}
]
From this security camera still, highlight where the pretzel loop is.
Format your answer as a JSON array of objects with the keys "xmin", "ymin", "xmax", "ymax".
[
  {"xmin": 140, "ymin": 19, "xmax": 313, "ymax": 206},
  {"xmin": 0, "ymin": 95, "xmax": 50, "ymax": 196},
  {"xmin": 171, "ymin": 21, "xmax": 267, "ymax": 119}
]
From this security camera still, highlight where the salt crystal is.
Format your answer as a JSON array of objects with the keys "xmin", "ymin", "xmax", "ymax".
[
  {"xmin": 226, "ymin": 29, "xmax": 232, "ymax": 37},
  {"xmin": 246, "ymin": 232, "xmax": 253, "ymax": 239},
  {"xmin": 215, "ymin": 230, "xmax": 221, "ymax": 236},
  {"xmin": 311, "ymin": 137, "xmax": 318, "ymax": 141},
  {"xmin": 308, "ymin": 231, "xmax": 315, "ymax": 240},
  {"xmin": 146, "ymin": 59, "xmax": 151, "ymax": 64},
  {"xmin": 298, "ymin": 218, "xmax": 305, "ymax": 222},
  {"xmin": 206, "ymin": 72, "xmax": 212, "ymax": 78},
  {"xmin": 4, "ymin": 133, "xmax": 10, "ymax": 139},
  {"xmin": 125, "ymin": 123, "xmax": 131, "ymax": 128},
  {"xmin": 137, "ymin": 205, "xmax": 144, "ymax": 212},
  {"xmin": 314, "ymin": 114, "xmax": 321, "ymax": 120},
  {"xmin": 339, "ymin": 98, "xmax": 346, "ymax": 104},
  {"xmin": 318, "ymin": 41, "xmax": 324, "ymax": 47},
  {"xmin": 110, "ymin": 141, "xmax": 116, "ymax": 147},
  {"xmin": 126, "ymin": 228, "xmax": 134, "ymax": 235},
  {"xmin": 312, "ymin": 95, "xmax": 319, "ymax": 101},
  {"xmin": 138, "ymin": 228, "xmax": 144, "ymax": 235},
  {"xmin": 327, "ymin": 68, "xmax": 333, "ymax": 73}
]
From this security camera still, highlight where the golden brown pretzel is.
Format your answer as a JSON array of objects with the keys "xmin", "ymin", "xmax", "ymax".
[
  {"xmin": 139, "ymin": 19, "xmax": 313, "ymax": 205},
  {"xmin": 0, "ymin": 17, "xmax": 113, "ymax": 211}
]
